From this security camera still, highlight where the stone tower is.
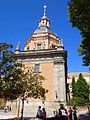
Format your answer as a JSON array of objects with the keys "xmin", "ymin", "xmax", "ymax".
[{"xmin": 15, "ymin": 6, "xmax": 67, "ymax": 106}]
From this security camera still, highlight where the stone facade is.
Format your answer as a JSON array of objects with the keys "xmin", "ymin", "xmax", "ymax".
[
  {"xmin": 16, "ymin": 50, "xmax": 67, "ymax": 102},
  {"xmin": 13, "ymin": 6, "xmax": 67, "ymax": 117}
]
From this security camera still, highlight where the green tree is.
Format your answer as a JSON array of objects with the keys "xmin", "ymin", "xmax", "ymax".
[
  {"xmin": 18, "ymin": 66, "xmax": 47, "ymax": 120},
  {"xmin": 75, "ymin": 73, "xmax": 89, "ymax": 102},
  {"xmin": 72, "ymin": 76, "xmax": 76, "ymax": 98},
  {"xmin": 0, "ymin": 43, "xmax": 23, "ymax": 100},
  {"xmin": 68, "ymin": 0, "xmax": 90, "ymax": 66},
  {"xmin": 0, "ymin": 43, "xmax": 47, "ymax": 119}
]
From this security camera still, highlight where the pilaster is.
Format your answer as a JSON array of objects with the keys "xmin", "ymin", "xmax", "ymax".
[{"xmin": 53, "ymin": 58, "xmax": 66, "ymax": 103}]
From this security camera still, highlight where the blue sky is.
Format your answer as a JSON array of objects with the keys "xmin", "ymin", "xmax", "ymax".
[{"xmin": 0, "ymin": 0, "xmax": 89, "ymax": 73}]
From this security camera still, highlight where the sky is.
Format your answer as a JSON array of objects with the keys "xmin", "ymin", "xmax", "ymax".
[{"xmin": 0, "ymin": 0, "xmax": 89, "ymax": 73}]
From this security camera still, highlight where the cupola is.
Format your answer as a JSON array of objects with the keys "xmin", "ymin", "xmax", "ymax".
[{"xmin": 39, "ymin": 5, "xmax": 50, "ymax": 28}]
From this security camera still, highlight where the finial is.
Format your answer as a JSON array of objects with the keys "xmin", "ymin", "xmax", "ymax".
[
  {"xmin": 16, "ymin": 41, "xmax": 20, "ymax": 51},
  {"xmin": 44, "ymin": 5, "xmax": 47, "ymax": 16},
  {"xmin": 60, "ymin": 39, "xmax": 63, "ymax": 46}
]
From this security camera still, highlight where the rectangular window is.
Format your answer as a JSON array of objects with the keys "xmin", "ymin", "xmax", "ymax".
[
  {"xmin": 37, "ymin": 43, "xmax": 42, "ymax": 50},
  {"xmin": 34, "ymin": 64, "xmax": 40, "ymax": 73}
]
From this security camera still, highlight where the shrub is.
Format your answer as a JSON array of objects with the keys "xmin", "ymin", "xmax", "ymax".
[{"xmin": 59, "ymin": 103, "xmax": 64, "ymax": 109}]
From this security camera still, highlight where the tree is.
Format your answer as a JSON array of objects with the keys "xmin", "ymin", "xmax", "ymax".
[
  {"xmin": 68, "ymin": 0, "xmax": 90, "ymax": 66},
  {"xmin": 0, "ymin": 43, "xmax": 47, "ymax": 119},
  {"xmin": 19, "ymin": 66, "xmax": 48, "ymax": 120},
  {"xmin": 0, "ymin": 43, "xmax": 23, "ymax": 100},
  {"xmin": 72, "ymin": 76, "xmax": 76, "ymax": 98},
  {"xmin": 75, "ymin": 73, "xmax": 89, "ymax": 102}
]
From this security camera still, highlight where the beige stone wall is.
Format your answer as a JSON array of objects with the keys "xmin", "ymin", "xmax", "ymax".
[
  {"xmin": 41, "ymin": 63, "xmax": 54, "ymax": 100},
  {"xmin": 24, "ymin": 62, "xmax": 54, "ymax": 100},
  {"xmin": 24, "ymin": 33, "xmax": 61, "ymax": 51}
]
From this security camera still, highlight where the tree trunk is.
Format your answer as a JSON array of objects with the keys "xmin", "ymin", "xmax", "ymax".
[
  {"xmin": 17, "ymin": 98, "xmax": 20, "ymax": 120},
  {"xmin": 20, "ymin": 98, "xmax": 24, "ymax": 120}
]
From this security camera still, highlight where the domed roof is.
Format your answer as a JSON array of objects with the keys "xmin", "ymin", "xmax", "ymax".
[
  {"xmin": 24, "ymin": 5, "xmax": 63, "ymax": 51},
  {"xmin": 34, "ymin": 26, "xmax": 56, "ymax": 35}
]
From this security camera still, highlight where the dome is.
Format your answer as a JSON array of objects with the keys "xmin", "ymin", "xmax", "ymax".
[
  {"xmin": 34, "ymin": 26, "xmax": 57, "ymax": 36},
  {"xmin": 24, "ymin": 5, "xmax": 62, "ymax": 51}
]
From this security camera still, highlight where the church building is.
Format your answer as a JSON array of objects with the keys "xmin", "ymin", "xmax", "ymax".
[{"xmin": 15, "ymin": 6, "xmax": 67, "ymax": 115}]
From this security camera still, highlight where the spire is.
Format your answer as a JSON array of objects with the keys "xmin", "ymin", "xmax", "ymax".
[
  {"xmin": 44, "ymin": 5, "xmax": 47, "ymax": 17},
  {"xmin": 41, "ymin": 5, "xmax": 47, "ymax": 19}
]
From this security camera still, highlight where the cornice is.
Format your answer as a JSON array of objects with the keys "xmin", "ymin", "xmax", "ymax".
[{"xmin": 15, "ymin": 49, "xmax": 67, "ymax": 60}]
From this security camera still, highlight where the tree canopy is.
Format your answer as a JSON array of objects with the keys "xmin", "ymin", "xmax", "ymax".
[
  {"xmin": 68, "ymin": 0, "xmax": 90, "ymax": 66},
  {"xmin": 0, "ymin": 43, "xmax": 47, "ymax": 100},
  {"xmin": 75, "ymin": 73, "xmax": 89, "ymax": 101},
  {"xmin": 0, "ymin": 43, "xmax": 48, "ymax": 119},
  {"xmin": 72, "ymin": 76, "xmax": 76, "ymax": 98},
  {"xmin": 0, "ymin": 43, "xmax": 23, "ymax": 100}
]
